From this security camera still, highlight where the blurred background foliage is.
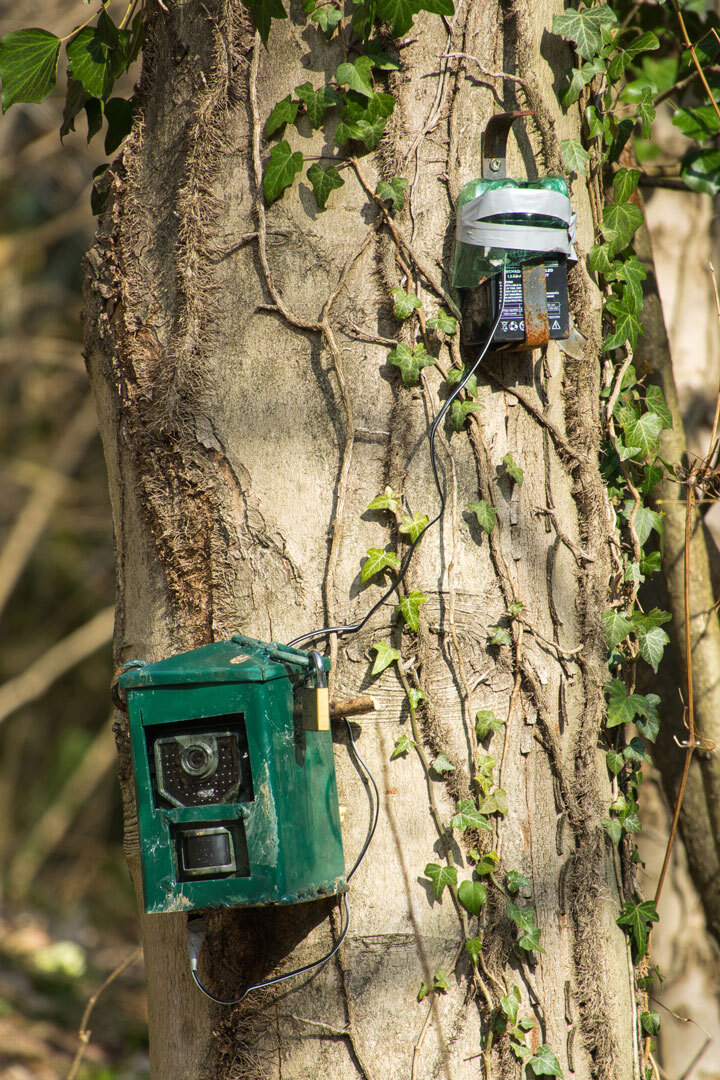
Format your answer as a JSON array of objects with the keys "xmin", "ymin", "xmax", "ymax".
[{"xmin": 1, "ymin": 0, "xmax": 720, "ymax": 1078}]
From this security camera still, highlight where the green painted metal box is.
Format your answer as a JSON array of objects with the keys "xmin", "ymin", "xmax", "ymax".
[{"xmin": 118, "ymin": 635, "xmax": 346, "ymax": 915}]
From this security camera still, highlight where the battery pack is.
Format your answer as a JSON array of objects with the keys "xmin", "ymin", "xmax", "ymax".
[{"xmin": 490, "ymin": 260, "xmax": 569, "ymax": 343}]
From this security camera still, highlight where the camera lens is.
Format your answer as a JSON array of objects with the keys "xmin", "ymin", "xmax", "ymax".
[{"xmin": 180, "ymin": 743, "xmax": 212, "ymax": 777}]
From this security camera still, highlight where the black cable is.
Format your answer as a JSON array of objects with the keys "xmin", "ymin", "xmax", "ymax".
[
  {"xmin": 344, "ymin": 716, "xmax": 379, "ymax": 881},
  {"xmin": 287, "ymin": 262, "xmax": 508, "ymax": 650}
]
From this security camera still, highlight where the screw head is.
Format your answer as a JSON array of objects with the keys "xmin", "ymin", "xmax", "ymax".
[{"xmin": 489, "ymin": 157, "xmax": 502, "ymax": 172}]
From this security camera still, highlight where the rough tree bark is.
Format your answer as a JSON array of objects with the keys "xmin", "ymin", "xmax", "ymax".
[{"xmin": 83, "ymin": 1, "xmax": 638, "ymax": 1077}]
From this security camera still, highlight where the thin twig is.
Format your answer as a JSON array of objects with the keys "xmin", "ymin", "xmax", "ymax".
[
  {"xmin": 672, "ymin": 0, "xmax": 720, "ymax": 124},
  {"xmin": 65, "ymin": 947, "xmax": 143, "ymax": 1080},
  {"xmin": 442, "ymin": 52, "xmax": 526, "ymax": 84}
]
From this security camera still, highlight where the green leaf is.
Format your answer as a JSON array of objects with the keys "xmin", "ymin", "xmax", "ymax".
[
  {"xmin": 607, "ymin": 748, "xmax": 625, "ymax": 775},
  {"xmin": 502, "ymin": 453, "xmax": 523, "ymax": 486},
  {"xmin": 506, "ymin": 870, "xmax": 532, "ymax": 894},
  {"xmin": 376, "ymin": 176, "xmax": 408, "ymax": 211},
  {"xmin": 475, "ymin": 753, "xmax": 495, "ymax": 795},
  {"xmin": 295, "ymin": 81, "xmax": 340, "ymax": 129},
  {"xmin": 391, "ymin": 733, "xmax": 416, "ymax": 758},
  {"xmin": 66, "ymin": 27, "xmax": 116, "ymax": 100},
  {"xmin": 399, "ymin": 513, "xmax": 429, "ymax": 543},
  {"xmin": 681, "ymin": 149, "xmax": 720, "ymax": 196},
  {"xmin": 601, "ymin": 201, "xmax": 644, "ymax": 255},
  {"xmin": 467, "ymin": 500, "xmax": 497, "ymax": 535},
  {"xmin": 637, "ymin": 88, "xmax": 655, "ymax": 139},
  {"xmin": 368, "ymin": 486, "xmax": 401, "ymax": 513},
  {"xmin": 475, "ymin": 851, "xmax": 499, "ymax": 875},
  {"xmin": 417, "ymin": 979, "xmax": 429, "ymax": 1001},
  {"xmin": 552, "ymin": 7, "xmax": 617, "ymax": 59},
  {"xmin": 640, "ymin": 1011, "xmax": 660, "ymax": 1036},
  {"xmin": 507, "ymin": 903, "xmax": 545, "ymax": 953},
  {"xmin": 265, "ymin": 94, "xmax": 299, "ymax": 136},
  {"xmin": 446, "ymin": 366, "xmax": 477, "ymax": 396},
  {"xmin": 376, "ymin": 0, "xmax": 418, "ymax": 36},
  {"xmin": 336, "ymin": 56, "xmax": 374, "ymax": 97},
  {"xmin": 623, "ymin": 412, "xmax": 663, "ymax": 458},
  {"xmin": 489, "ymin": 626, "xmax": 512, "ymax": 647},
  {"xmin": 477, "ymin": 788, "xmax": 508, "ymax": 815},
  {"xmin": 624, "ymin": 735, "xmax": 652, "ymax": 764},
  {"xmin": 0, "ymin": 28, "xmax": 61, "ymax": 111},
  {"xmin": 450, "ymin": 399, "xmax": 482, "ymax": 431},
  {"xmin": 630, "ymin": 504, "xmax": 663, "ymax": 547},
  {"xmin": 432, "ymin": 752, "xmax": 456, "ymax": 774},
  {"xmin": 424, "ymin": 862, "xmax": 457, "ymax": 900},
  {"xmin": 617, "ymin": 899, "xmax": 659, "ymax": 958},
  {"xmin": 433, "ymin": 969, "xmax": 450, "ymax": 991},
  {"xmin": 638, "ymin": 625, "xmax": 670, "ymax": 673},
  {"xmin": 613, "ymin": 168, "xmax": 640, "ymax": 205},
  {"xmin": 508, "ymin": 601, "xmax": 524, "ymax": 617},
  {"xmin": 311, "ymin": 4, "xmax": 343, "ymax": 36},
  {"xmin": 616, "ymin": 255, "xmax": 646, "ymax": 313},
  {"xmin": 364, "ymin": 43, "xmax": 401, "ymax": 70},
  {"xmin": 426, "ymin": 310, "xmax": 457, "ymax": 335},
  {"xmin": 361, "ymin": 547, "xmax": 400, "ymax": 583},
  {"xmin": 104, "ymin": 96, "xmax": 133, "ymax": 154},
  {"xmin": 607, "ymin": 117, "xmax": 634, "ymax": 165},
  {"xmin": 60, "ymin": 76, "xmax": 88, "ymax": 140},
  {"xmin": 561, "ymin": 138, "xmax": 590, "ymax": 176},
  {"xmin": 392, "ymin": 287, "xmax": 422, "ymax": 319},
  {"xmin": 245, "ymin": 0, "xmax": 288, "ymax": 45},
  {"xmin": 408, "ymin": 687, "xmax": 425, "ymax": 710},
  {"xmin": 398, "ymin": 590, "xmax": 428, "ymax": 631},
  {"xmin": 588, "ymin": 242, "xmax": 617, "ymax": 276},
  {"xmin": 263, "ymin": 139, "xmax": 303, "ymax": 202},
  {"xmin": 645, "ymin": 385, "xmax": 672, "ymax": 429},
  {"xmin": 602, "ymin": 610, "xmax": 633, "ymax": 649},
  {"xmin": 465, "ymin": 936, "xmax": 483, "ymax": 966},
  {"xmin": 307, "ymin": 162, "xmax": 344, "ymax": 209},
  {"xmin": 562, "ymin": 58, "xmax": 606, "ymax": 106},
  {"xmin": 529, "ymin": 1044, "xmax": 564, "ymax": 1077},
  {"xmin": 458, "ymin": 879, "xmax": 487, "ymax": 916},
  {"xmin": 603, "ymin": 816, "xmax": 623, "ymax": 843},
  {"xmin": 450, "ymin": 798, "xmax": 492, "ymax": 832},
  {"xmin": 370, "ymin": 640, "xmax": 401, "ymax": 675},
  {"xmin": 603, "ymin": 300, "xmax": 643, "ymax": 352},
  {"xmin": 387, "ymin": 342, "xmax": 434, "ymax": 387},
  {"xmin": 673, "ymin": 105, "xmax": 720, "ymax": 145},
  {"xmin": 475, "ymin": 709, "xmax": 504, "ymax": 739}
]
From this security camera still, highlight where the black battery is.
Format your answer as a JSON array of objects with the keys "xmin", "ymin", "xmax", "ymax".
[{"xmin": 489, "ymin": 259, "xmax": 569, "ymax": 343}]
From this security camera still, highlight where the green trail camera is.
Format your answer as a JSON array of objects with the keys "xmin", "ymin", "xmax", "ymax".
[
  {"xmin": 452, "ymin": 111, "xmax": 576, "ymax": 350},
  {"xmin": 118, "ymin": 634, "xmax": 346, "ymax": 915}
]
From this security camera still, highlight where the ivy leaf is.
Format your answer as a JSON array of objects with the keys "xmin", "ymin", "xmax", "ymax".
[
  {"xmin": 66, "ymin": 27, "xmax": 116, "ymax": 100},
  {"xmin": 489, "ymin": 626, "xmax": 512, "ymax": 647},
  {"xmin": 376, "ymin": 176, "xmax": 408, "ymax": 211},
  {"xmin": 458, "ymin": 879, "xmax": 487, "ymax": 916},
  {"xmin": 0, "ymin": 28, "xmax": 61, "ymax": 111},
  {"xmin": 426, "ymin": 310, "xmax": 457, "ymax": 335},
  {"xmin": 506, "ymin": 870, "xmax": 532, "ymax": 894},
  {"xmin": 387, "ymin": 342, "xmax": 434, "ymax": 387},
  {"xmin": 104, "ymin": 96, "xmax": 133, "ymax": 154},
  {"xmin": 562, "ymin": 58, "xmax": 606, "ymax": 106},
  {"xmin": 391, "ymin": 733, "xmax": 416, "ymax": 759},
  {"xmin": 502, "ymin": 453, "xmax": 524, "ymax": 486},
  {"xmin": 552, "ymin": 7, "xmax": 616, "ymax": 59},
  {"xmin": 607, "ymin": 117, "xmax": 634, "ymax": 165},
  {"xmin": 408, "ymin": 687, "xmax": 425, "ymax": 710},
  {"xmin": 475, "ymin": 851, "xmax": 499, "ymax": 875},
  {"xmin": 560, "ymin": 138, "xmax": 590, "ymax": 176},
  {"xmin": 368, "ymin": 486, "xmax": 401, "ymax": 513},
  {"xmin": 399, "ymin": 512, "xmax": 429, "ymax": 543},
  {"xmin": 612, "ymin": 168, "xmax": 640, "ymax": 205},
  {"xmin": 392, "ymin": 287, "xmax": 422, "ymax": 319},
  {"xmin": 475, "ymin": 709, "xmax": 504, "ymax": 739},
  {"xmin": 601, "ymin": 201, "xmax": 644, "ymax": 255},
  {"xmin": 624, "ymin": 736, "xmax": 652, "ymax": 765},
  {"xmin": 603, "ymin": 300, "xmax": 643, "ymax": 352},
  {"xmin": 602, "ymin": 610, "xmax": 633, "ymax": 649},
  {"xmin": 307, "ymin": 162, "xmax": 344, "ymax": 210},
  {"xmin": 465, "ymin": 936, "xmax": 483, "ymax": 967},
  {"xmin": 645, "ymin": 385, "xmax": 672, "ymax": 429},
  {"xmin": 433, "ymin": 969, "xmax": 450, "ymax": 991},
  {"xmin": 478, "ymin": 788, "xmax": 508, "ymax": 815},
  {"xmin": 375, "ymin": 0, "xmax": 420, "ymax": 35},
  {"xmin": 617, "ymin": 899, "xmax": 659, "ymax": 958},
  {"xmin": 450, "ymin": 400, "xmax": 482, "ymax": 431},
  {"xmin": 528, "ymin": 1045, "xmax": 564, "ymax": 1077},
  {"xmin": 295, "ymin": 82, "xmax": 340, "ymax": 129},
  {"xmin": 607, "ymin": 748, "xmax": 625, "ymax": 775},
  {"xmin": 615, "ymin": 255, "xmax": 646, "ymax": 313},
  {"xmin": 424, "ymin": 862, "xmax": 457, "ymax": 901},
  {"xmin": 501, "ymin": 986, "xmax": 521, "ymax": 1024},
  {"xmin": 638, "ymin": 625, "xmax": 670, "ymax": 673},
  {"xmin": 630, "ymin": 504, "xmax": 663, "ymax": 547},
  {"xmin": 475, "ymin": 754, "xmax": 495, "ymax": 796},
  {"xmin": 263, "ymin": 139, "xmax": 303, "ymax": 202},
  {"xmin": 623, "ymin": 412, "xmax": 663, "ymax": 458},
  {"xmin": 507, "ymin": 903, "xmax": 545, "ymax": 954},
  {"xmin": 432, "ymin": 752, "xmax": 456, "ymax": 774},
  {"xmin": 370, "ymin": 640, "xmax": 401, "ymax": 675},
  {"xmin": 467, "ymin": 500, "xmax": 497, "ymax": 535},
  {"xmin": 588, "ymin": 242, "xmax": 617, "ymax": 277},
  {"xmin": 265, "ymin": 94, "xmax": 299, "ymax": 136},
  {"xmin": 336, "ymin": 56, "xmax": 374, "ymax": 97},
  {"xmin": 672, "ymin": 105, "xmax": 720, "ymax": 145},
  {"xmin": 450, "ymin": 799, "xmax": 492, "ymax": 832},
  {"xmin": 245, "ymin": 0, "xmax": 288, "ymax": 45},
  {"xmin": 362, "ymin": 547, "xmax": 400, "ymax": 583},
  {"xmin": 637, "ymin": 87, "xmax": 655, "ymax": 139},
  {"xmin": 311, "ymin": 4, "xmax": 343, "ymax": 36},
  {"xmin": 640, "ymin": 1011, "xmax": 660, "ymax": 1036},
  {"xmin": 603, "ymin": 816, "xmax": 623, "ymax": 843},
  {"xmin": 681, "ymin": 148, "xmax": 720, "ymax": 196},
  {"xmin": 398, "ymin": 590, "xmax": 428, "ymax": 631},
  {"xmin": 446, "ymin": 366, "xmax": 477, "ymax": 396}
]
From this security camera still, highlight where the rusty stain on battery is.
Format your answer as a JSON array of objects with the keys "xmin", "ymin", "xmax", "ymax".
[{"xmin": 521, "ymin": 263, "xmax": 550, "ymax": 349}]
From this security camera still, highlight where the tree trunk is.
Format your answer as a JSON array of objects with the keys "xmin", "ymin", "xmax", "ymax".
[{"xmin": 83, "ymin": 1, "xmax": 637, "ymax": 1077}]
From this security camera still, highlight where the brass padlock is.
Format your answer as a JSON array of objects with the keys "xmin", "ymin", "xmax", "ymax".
[{"xmin": 303, "ymin": 650, "xmax": 330, "ymax": 732}]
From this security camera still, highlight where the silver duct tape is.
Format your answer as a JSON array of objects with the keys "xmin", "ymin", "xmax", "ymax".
[{"xmin": 457, "ymin": 187, "xmax": 577, "ymax": 259}]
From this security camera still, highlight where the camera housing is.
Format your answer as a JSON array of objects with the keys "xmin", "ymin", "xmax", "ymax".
[{"xmin": 119, "ymin": 635, "xmax": 346, "ymax": 914}]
